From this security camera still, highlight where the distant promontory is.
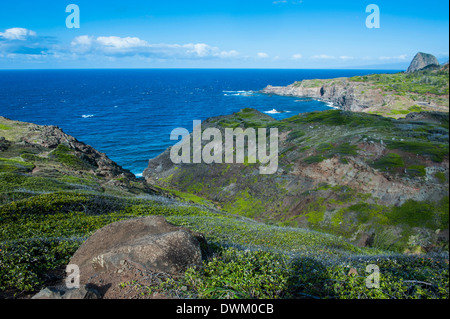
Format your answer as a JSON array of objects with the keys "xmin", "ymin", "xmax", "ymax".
[{"xmin": 262, "ymin": 52, "xmax": 448, "ymax": 118}]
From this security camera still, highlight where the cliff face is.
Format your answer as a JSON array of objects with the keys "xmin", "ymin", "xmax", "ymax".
[
  {"xmin": 262, "ymin": 78, "xmax": 390, "ymax": 112},
  {"xmin": 144, "ymin": 108, "xmax": 449, "ymax": 251},
  {"xmin": 407, "ymin": 52, "xmax": 440, "ymax": 73},
  {"xmin": 0, "ymin": 116, "xmax": 155, "ymax": 195},
  {"xmin": 262, "ymin": 60, "xmax": 449, "ymax": 117}
]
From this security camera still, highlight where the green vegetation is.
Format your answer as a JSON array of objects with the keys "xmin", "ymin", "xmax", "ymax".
[
  {"xmin": 0, "ymin": 172, "xmax": 78, "ymax": 193},
  {"xmin": 435, "ymin": 172, "xmax": 447, "ymax": 183},
  {"xmin": 287, "ymin": 130, "xmax": 306, "ymax": 141},
  {"xmin": 349, "ymin": 69, "xmax": 449, "ymax": 96},
  {"xmin": 408, "ymin": 105, "xmax": 426, "ymax": 113},
  {"xmin": 8, "ymin": 185, "xmax": 446, "ymax": 299},
  {"xmin": 287, "ymin": 110, "xmax": 394, "ymax": 129},
  {"xmin": 297, "ymin": 193, "xmax": 449, "ymax": 253},
  {"xmin": 1, "ymin": 108, "xmax": 448, "ymax": 300},
  {"xmin": 388, "ymin": 199, "xmax": 438, "ymax": 228},
  {"xmin": 154, "ymin": 107, "xmax": 448, "ymax": 256},
  {"xmin": 0, "ymin": 124, "xmax": 12, "ymax": 130},
  {"xmin": 0, "ymin": 192, "xmax": 219, "ymax": 293},
  {"xmin": 386, "ymin": 140, "xmax": 449, "ymax": 163},
  {"xmin": 153, "ymin": 185, "xmax": 215, "ymax": 208},
  {"xmin": 304, "ymin": 155, "xmax": 326, "ymax": 164},
  {"xmin": 302, "ymin": 142, "xmax": 359, "ymax": 164},
  {"xmin": 406, "ymin": 165, "xmax": 426, "ymax": 177},
  {"xmin": 50, "ymin": 144, "xmax": 92, "ymax": 170},
  {"xmin": 371, "ymin": 153, "xmax": 405, "ymax": 171},
  {"xmin": 332, "ymin": 143, "xmax": 359, "ymax": 156},
  {"xmin": 223, "ymin": 189, "xmax": 266, "ymax": 219},
  {"xmin": 0, "ymin": 158, "xmax": 35, "ymax": 173},
  {"xmin": 177, "ymin": 249, "xmax": 449, "ymax": 299},
  {"xmin": 390, "ymin": 109, "xmax": 411, "ymax": 115}
]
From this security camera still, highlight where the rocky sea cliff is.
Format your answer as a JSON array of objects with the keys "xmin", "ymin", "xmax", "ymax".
[{"xmin": 262, "ymin": 56, "xmax": 449, "ymax": 117}]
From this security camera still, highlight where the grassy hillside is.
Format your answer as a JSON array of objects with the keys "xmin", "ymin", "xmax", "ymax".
[
  {"xmin": 146, "ymin": 109, "xmax": 449, "ymax": 255},
  {"xmin": 272, "ymin": 66, "xmax": 449, "ymax": 118},
  {"xmin": 349, "ymin": 68, "xmax": 449, "ymax": 96},
  {"xmin": 1, "ymin": 116, "xmax": 448, "ymax": 299},
  {"xmin": 350, "ymin": 68, "xmax": 449, "ymax": 117}
]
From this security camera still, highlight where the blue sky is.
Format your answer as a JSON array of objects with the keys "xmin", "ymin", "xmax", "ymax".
[{"xmin": 0, "ymin": 0, "xmax": 448, "ymax": 69}]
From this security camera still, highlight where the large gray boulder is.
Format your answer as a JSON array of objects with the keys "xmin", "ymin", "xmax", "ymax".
[
  {"xmin": 69, "ymin": 216, "xmax": 206, "ymax": 285},
  {"xmin": 31, "ymin": 285, "xmax": 100, "ymax": 299},
  {"xmin": 407, "ymin": 52, "xmax": 440, "ymax": 73}
]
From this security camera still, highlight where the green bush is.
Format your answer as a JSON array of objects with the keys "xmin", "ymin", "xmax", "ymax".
[
  {"xmin": 331, "ymin": 143, "xmax": 359, "ymax": 156},
  {"xmin": 183, "ymin": 248, "xmax": 294, "ymax": 299},
  {"xmin": 388, "ymin": 200, "xmax": 436, "ymax": 228},
  {"xmin": 50, "ymin": 144, "xmax": 92, "ymax": 170},
  {"xmin": 371, "ymin": 153, "xmax": 405, "ymax": 170},
  {"xmin": 406, "ymin": 165, "xmax": 426, "ymax": 177},
  {"xmin": 304, "ymin": 155, "xmax": 326, "ymax": 164},
  {"xmin": 387, "ymin": 141, "xmax": 448, "ymax": 163},
  {"xmin": 0, "ymin": 158, "xmax": 35, "ymax": 173},
  {"xmin": 287, "ymin": 130, "xmax": 306, "ymax": 142}
]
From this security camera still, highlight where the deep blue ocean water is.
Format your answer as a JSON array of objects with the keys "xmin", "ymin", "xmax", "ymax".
[{"xmin": 0, "ymin": 69, "xmax": 399, "ymax": 176}]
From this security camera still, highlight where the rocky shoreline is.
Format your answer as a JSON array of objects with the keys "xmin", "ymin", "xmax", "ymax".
[
  {"xmin": 261, "ymin": 53, "xmax": 449, "ymax": 117},
  {"xmin": 261, "ymin": 78, "xmax": 389, "ymax": 112}
]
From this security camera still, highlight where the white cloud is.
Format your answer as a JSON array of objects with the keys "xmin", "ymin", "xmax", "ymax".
[
  {"xmin": 70, "ymin": 35, "xmax": 94, "ymax": 54},
  {"xmin": 257, "ymin": 52, "xmax": 269, "ymax": 58},
  {"xmin": 311, "ymin": 54, "xmax": 336, "ymax": 59},
  {"xmin": 339, "ymin": 56, "xmax": 354, "ymax": 60},
  {"xmin": 1, "ymin": 29, "xmax": 240, "ymax": 62},
  {"xmin": 0, "ymin": 27, "xmax": 54, "ymax": 56},
  {"xmin": 71, "ymin": 35, "xmax": 93, "ymax": 46},
  {"xmin": 218, "ymin": 50, "xmax": 240, "ymax": 58},
  {"xmin": 70, "ymin": 35, "xmax": 239, "ymax": 60},
  {"xmin": 0, "ymin": 28, "xmax": 36, "ymax": 40},
  {"xmin": 273, "ymin": 0, "xmax": 303, "ymax": 4},
  {"xmin": 71, "ymin": 35, "xmax": 150, "ymax": 55},
  {"xmin": 96, "ymin": 36, "xmax": 150, "ymax": 49},
  {"xmin": 184, "ymin": 43, "xmax": 218, "ymax": 57},
  {"xmin": 379, "ymin": 54, "xmax": 408, "ymax": 60},
  {"xmin": 292, "ymin": 54, "xmax": 303, "ymax": 60},
  {"xmin": 183, "ymin": 43, "xmax": 239, "ymax": 58}
]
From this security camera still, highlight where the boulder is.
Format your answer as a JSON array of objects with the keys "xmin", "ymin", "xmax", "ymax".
[
  {"xmin": 407, "ymin": 52, "xmax": 440, "ymax": 73},
  {"xmin": 31, "ymin": 287, "xmax": 63, "ymax": 299},
  {"xmin": 31, "ymin": 285, "xmax": 100, "ymax": 299},
  {"xmin": 69, "ymin": 216, "xmax": 206, "ymax": 284}
]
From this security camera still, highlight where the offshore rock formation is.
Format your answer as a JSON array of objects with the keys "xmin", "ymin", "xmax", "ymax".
[{"xmin": 407, "ymin": 52, "xmax": 440, "ymax": 73}]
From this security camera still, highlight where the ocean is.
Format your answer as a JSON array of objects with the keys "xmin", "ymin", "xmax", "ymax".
[{"xmin": 0, "ymin": 69, "xmax": 399, "ymax": 176}]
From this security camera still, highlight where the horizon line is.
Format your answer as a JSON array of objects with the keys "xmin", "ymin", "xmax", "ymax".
[{"xmin": 0, "ymin": 67, "xmax": 405, "ymax": 71}]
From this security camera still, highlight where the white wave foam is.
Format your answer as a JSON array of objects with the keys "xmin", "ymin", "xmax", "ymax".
[
  {"xmin": 326, "ymin": 102, "xmax": 339, "ymax": 109},
  {"xmin": 82, "ymin": 114, "xmax": 94, "ymax": 118},
  {"xmin": 223, "ymin": 90, "xmax": 255, "ymax": 96},
  {"xmin": 135, "ymin": 173, "xmax": 143, "ymax": 178},
  {"xmin": 264, "ymin": 109, "xmax": 281, "ymax": 114},
  {"xmin": 264, "ymin": 109, "xmax": 291, "ymax": 114}
]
